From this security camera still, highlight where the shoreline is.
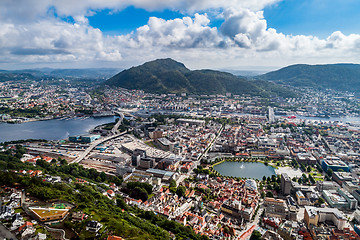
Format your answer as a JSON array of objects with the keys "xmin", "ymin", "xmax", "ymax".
[
  {"xmin": 0, "ymin": 114, "xmax": 117, "ymax": 124},
  {"xmin": 0, "ymin": 115, "xmax": 118, "ymax": 143},
  {"xmin": 209, "ymin": 158, "xmax": 279, "ymax": 180},
  {"xmin": 211, "ymin": 158, "xmax": 279, "ymax": 169}
]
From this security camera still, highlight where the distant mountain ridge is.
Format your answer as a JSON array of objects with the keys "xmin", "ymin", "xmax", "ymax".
[
  {"xmin": 0, "ymin": 72, "xmax": 36, "ymax": 82},
  {"xmin": 0, "ymin": 68, "xmax": 121, "ymax": 80},
  {"xmin": 257, "ymin": 63, "xmax": 360, "ymax": 92},
  {"xmin": 105, "ymin": 58, "xmax": 295, "ymax": 97}
]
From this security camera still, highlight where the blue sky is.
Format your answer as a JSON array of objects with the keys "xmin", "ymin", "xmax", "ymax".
[
  {"xmin": 0, "ymin": 0, "xmax": 360, "ymax": 70},
  {"xmin": 88, "ymin": 7, "xmax": 185, "ymax": 35},
  {"xmin": 87, "ymin": 7, "xmax": 226, "ymax": 35},
  {"xmin": 87, "ymin": 0, "xmax": 360, "ymax": 38},
  {"xmin": 264, "ymin": 0, "xmax": 360, "ymax": 38}
]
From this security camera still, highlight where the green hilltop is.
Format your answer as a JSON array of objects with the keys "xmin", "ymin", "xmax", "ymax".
[
  {"xmin": 105, "ymin": 58, "xmax": 295, "ymax": 98},
  {"xmin": 257, "ymin": 63, "xmax": 360, "ymax": 92}
]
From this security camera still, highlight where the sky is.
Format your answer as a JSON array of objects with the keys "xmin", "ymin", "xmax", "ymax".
[{"xmin": 1, "ymin": 0, "xmax": 360, "ymax": 71}]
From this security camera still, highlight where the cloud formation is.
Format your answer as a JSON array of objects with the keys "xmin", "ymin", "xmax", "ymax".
[
  {"xmin": 0, "ymin": 0, "xmax": 360, "ymax": 69},
  {"xmin": 0, "ymin": 0, "xmax": 280, "ymax": 21}
]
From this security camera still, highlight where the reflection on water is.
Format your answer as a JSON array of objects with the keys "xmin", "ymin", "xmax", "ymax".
[
  {"xmin": 0, "ymin": 116, "xmax": 118, "ymax": 142},
  {"xmin": 213, "ymin": 161, "xmax": 276, "ymax": 180}
]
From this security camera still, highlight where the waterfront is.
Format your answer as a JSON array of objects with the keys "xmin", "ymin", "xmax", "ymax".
[
  {"xmin": 0, "ymin": 116, "xmax": 118, "ymax": 142},
  {"xmin": 213, "ymin": 161, "xmax": 276, "ymax": 180}
]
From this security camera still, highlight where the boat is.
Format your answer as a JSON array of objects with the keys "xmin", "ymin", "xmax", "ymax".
[{"xmin": 240, "ymin": 164, "xmax": 245, "ymax": 169}]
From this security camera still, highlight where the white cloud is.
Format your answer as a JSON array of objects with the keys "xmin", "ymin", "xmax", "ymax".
[
  {"xmin": 0, "ymin": 19, "xmax": 122, "ymax": 65},
  {"xmin": 0, "ymin": 1, "xmax": 360, "ymax": 69},
  {"xmin": 126, "ymin": 14, "xmax": 222, "ymax": 48},
  {"xmin": 0, "ymin": 0, "xmax": 281, "ymax": 22}
]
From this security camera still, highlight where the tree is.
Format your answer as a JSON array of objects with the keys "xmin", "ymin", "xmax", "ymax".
[
  {"xmin": 262, "ymin": 176, "xmax": 266, "ymax": 181},
  {"xmin": 169, "ymin": 179, "xmax": 177, "ymax": 188},
  {"xmin": 60, "ymin": 158, "xmax": 67, "ymax": 165},
  {"xmin": 176, "ymin": 186, "xmax": 186, "ymax": 198},
  {"xmin": 170, "ymin": 187, "xmax": 177, "ymax": 194},
  {"xmin": 130, "ymin": 187, "xmax": 148, "ymax": 201},
  {"xmin": 271, "ymin": 175, "xmax": 276, "ymax": 183},
  {"xmin": 274, "ymin": 183, "xmax": 281, "ymax": 192},
  {"xmin": 307, "ymin": 166, "xmax": 312, "ymax": 172},
  {"xmin": 327, "ymin": 169, "xmax": 333, "ymax": 177},
  {"xmin": 100, "ymin": 172, "xmax": 107, "ymax": 182},
  {"xmin": 318, "ymin": 197, "xmax": 325, "ymax": 204},
  {"xmin": 261, "ymin": 192, "xmax": 265, "ymax": 198},
  {"xmin": 309, "ymin": 175, "xmax": 315, "ymax": 184},
  {"xmin": 266, "ymin": 191, "xmax": 273, "ymax": 198},
  {"xmin": 223, "ymin": 226, "xmax": 230, "ymax": 235},
  {"xmin": 116, "ymin": 197, "xmax": 128, "ymax": 210},
  {"xmin": 250, "ymin": 230, "xmax": 262, "ymax": 240}
]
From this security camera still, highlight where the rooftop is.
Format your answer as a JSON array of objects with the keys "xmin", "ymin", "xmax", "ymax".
[
  {"xmin": 305, "ymin": 206, "xmax": 346, "ymax": 220},
  {"xmin": 324, "ymin": 159, "xmax": 347, "ymax": 167},
  {"xmin": 30, "ymin": 207, "xmax": 69, "ymax": 219}
]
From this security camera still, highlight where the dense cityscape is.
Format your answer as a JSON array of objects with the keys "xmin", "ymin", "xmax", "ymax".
[
  {"xmin": 2, "ymin": 79, "xmax": 360, "ymax": 239},
  {"xmin": 2, "ymin": 1, "xmax": 360, "ymax": 239}
]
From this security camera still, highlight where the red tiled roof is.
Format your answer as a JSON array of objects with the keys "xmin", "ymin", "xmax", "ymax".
[
  {"xmin": 107, "ymin": 236, "xmax": 124, "ymax": 240},
  {"xmin": 19, "ymin": 221, "xmax": 33, "ymax": 232}
]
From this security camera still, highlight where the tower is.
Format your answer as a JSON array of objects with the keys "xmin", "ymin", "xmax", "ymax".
[
  {"xmin": 268, "ymin": 107, "xmax": 275, "ymax": 123},
  {"xmin": 281, "ymin": 173, "xmax": 291, "ymax": 195}
]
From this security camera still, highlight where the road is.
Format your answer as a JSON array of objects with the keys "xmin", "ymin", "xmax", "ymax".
[
  {"xmin": 45, "ymin": 226, "xmax": 68, "ymax": 240},
  {"xmin": 72, "ymin": 131, "xmax": 127, "ymax": 163},
  {"xmin": 198, "ymin": 124, "xmax": 224, "ymax": 162},
  {"xmin": 0, "ymin": 223, "xmax": 17, "ymax": 240},
  {"xmin": 111, "ymin": 112, "xmax": 124, "ymax": 135},
  {"xmin": 238, "ymin": 205, "xmax": 264, "ymax": 238}
]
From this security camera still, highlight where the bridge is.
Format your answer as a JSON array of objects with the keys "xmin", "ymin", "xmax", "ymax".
[
  {"xmin": 112, "ymin": 110, "xmax": 138, "ymax": 134},
  {"xmin": 116, "ymin": 108, "xmax": 137, "ymax": 118},
  {"xmin": 111, "ymin": 111, "xmax": 124, "ymax": 135}
]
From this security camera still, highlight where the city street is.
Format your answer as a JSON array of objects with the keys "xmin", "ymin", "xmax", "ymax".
[{"xmin": 0, "ymin": 223, "xmax": 17, "ymax": 240}]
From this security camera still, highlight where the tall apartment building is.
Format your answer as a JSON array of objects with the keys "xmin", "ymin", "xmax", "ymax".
[{"xmin": 281, "ymin": 173, "xmax": 291, "ymax": 195}]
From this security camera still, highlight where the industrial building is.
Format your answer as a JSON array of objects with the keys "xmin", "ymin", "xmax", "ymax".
[
  {"xmin": 139, "ymin": 157, "xmax": 155, "ymax": 169},
  {"xmin": 304, "ymin": 206, "xmax": 346, "ymax": 230},
  {"xmin": 316, "ymin": 181, "xmax": 339, "ymax": 192},
  {"xmin": 321, "ymin": 159, "xmax": 350, "ymax": 172},
  {"xmin": 155, "ymin": 137, "xmax": 175, "ymax": 152},
  {"xmin": 69, "ymin": 134, "xmax": 101, "ymax": 143},
  {"xmin": 332, "ymin": 172, "xmax": 354, "ymax": 185},
  {"xmin": 322, "ymin": 188, "xmax": 358, "ymax": 210}
]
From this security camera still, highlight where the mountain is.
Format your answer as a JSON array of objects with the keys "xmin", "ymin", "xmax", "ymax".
[
  {"xmin": 0, "ymin": 72, "xmax": 36, "ymax": 82},
  {"xmin": 106, "ymin": 58, "xmax": 295, "ymax": 97},
  {"xmin": 219, "ymin": 69, "xmax": 267, "ymax": 77},
  {"xmin": 0, "ymin": 68, "xmax": 121, "ymax": 81},
  {"xmin": 257, "ymin": 63, "xmax": 360, "ymax": 92},
  {"xmin": 48, "ymin": 68, "xmax": 121, "ymax": 79}
]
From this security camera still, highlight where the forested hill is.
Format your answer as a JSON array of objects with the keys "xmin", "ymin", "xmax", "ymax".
[
  {"xmin": 105, "ymin": 58, "xmax": 296, "ymax": 98},
  {"xmin": 256, "ymin": 63, "xmax": 360, "ymax": 92}
]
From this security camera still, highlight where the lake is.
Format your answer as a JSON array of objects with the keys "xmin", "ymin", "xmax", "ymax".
[
  {"xmin": 213, "ymin": 161, "xmax": 276, "ymax": 180},
  {"xmin": 0, "ymin": 116, "xmax": 118, "ymax": 143}
]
